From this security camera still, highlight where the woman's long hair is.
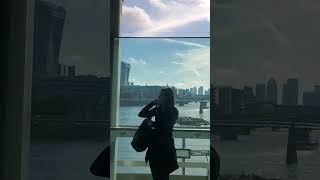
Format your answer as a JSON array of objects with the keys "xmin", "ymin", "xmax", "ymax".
[{"xmin": 160, "ymin": 87, "xmax": 175, "ymax": 109}]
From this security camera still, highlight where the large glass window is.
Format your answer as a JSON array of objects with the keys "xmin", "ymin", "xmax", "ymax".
[
  {"xmin": 118, "ymin": 38, "xmax": 210, "ymax": 128},
  {"xmin": 112, "ymin": 0, "xmax": 210, "ymax": 178},
  {"xmin": 30, "ymin": 0, "xmax": 110, "ymax": 179},
  {"xmin": 212, "ymin": 0, "xmax": 320, "ymax": 180}
]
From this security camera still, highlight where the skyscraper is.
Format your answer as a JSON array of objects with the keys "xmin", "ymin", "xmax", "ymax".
[
  {"xmin": 282, "ymin": 78, "xmax": 298, "ymax": 105},
  {"xmin": 178, "ymin": 89, "xmax": 185, "ymax": 96},
  {"xmin": 303, "ymin": 85, "xmax": 320, "ymax": 106},
  {"xmin": 303, "ymin": 91, "xmax": 316, "ymax": 106},
  {"xmin": 198, "ymin": 86, "xmax": 204, "ymax": 95},
  {"xmin": 186, "ymin": 88, "xmax": 190, "ymax": 95},
  {"xmin": 121, "ymin": 61, "xmax": 131, "ymax": 86},
  {"xmin": 243, "ymin": 86, "xmax": 255, "ymax": 105},
  {"xmin": 216, "ymin": 87, "xmax": 242, "ymax": 115},
  {"xmin": 33, "ymin": 0, "xmax": 66, "ymax": 77},
  {"xmin": 193, "ymin": 86, "xmax": 197, "ymax": 95},
  {"xmin": 266, "ymin": 78, "xmax": 278, "ymax": 104},
  {"xmin": 255, "ymin": 84, "xmax": 266, "ymax": 102}
]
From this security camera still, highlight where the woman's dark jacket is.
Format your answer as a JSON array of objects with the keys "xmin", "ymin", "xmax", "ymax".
[{"xmin": 138, "ymin": 101, "xmax": 179, "ymax": 174}]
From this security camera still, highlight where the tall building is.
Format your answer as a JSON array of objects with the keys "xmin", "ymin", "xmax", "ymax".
[
  {"xmin": 216, "ymin": 87, "xmax": 242, "ymax": 115},
  {"xmin": 121, "ymin": 61, "xmax": 131, "ymax": 86},
  {"xmin": 185, "ymin": 88, "xmax": 190, "ymax": 95},
  {"xmin": 178, "ymin": 89, "xmax": 185, "ymax": 96},
  {"xmin": 33, "ymin": 0, "xmax": 66, "ymax": 77},
  {"xmin": 68, "ymin": 66, "xmax": 76, "ymax": 77},
  {"xmin": 190, "ymin": 88, "xmax": 193, "ymax": 95},
  {"xmin": 212, "ymin": 86, "xmax": 217, "ymax": 105},
  {"xmin": 243, "ymin": 86, "xmax": 255, "ymax": 105},
  {"xmin": 303, "ymin": 85, "xmax": 320, "ymax": 106},
  {"xmin": 198, "ymin": 86, "xmax": 204, "ymax": 95},
  {"xmin": 266, "ymin": 78, "xmax": 278, "ymax": 104},
  {"xmin": 314, "ymin": 85, "xmax": 320, "ymax": 95},
  {"xmin": 193, "ymin": 86, "xmax": 197, "ymax": 95},
  {"xmin": 282, "ymin": 78, "xmax": 298, "ymax": 105},
  {"xmin": 255, "ymin": 84, "xmax": 266, "ymax": 102},
  {"xmin": 303, "ymin": 92, "xmax": 316, "ymax": 106}
]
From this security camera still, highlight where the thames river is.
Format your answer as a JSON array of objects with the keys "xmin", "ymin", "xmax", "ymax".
[
  {"xmin": 117, "ymin": 102, "xmax": 210, "ymax": 176},
  {"xmin": 30, "ymin": 101, "xmax": 320, "ymax": 180}
]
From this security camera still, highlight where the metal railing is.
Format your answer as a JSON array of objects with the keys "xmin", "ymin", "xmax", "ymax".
[{"xmin": 110, "ymin": 127, "xmax": 210, "ymax": 180}]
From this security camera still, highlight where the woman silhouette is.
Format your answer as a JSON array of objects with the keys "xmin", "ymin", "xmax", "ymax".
[{"xmin": 138, "ymin": 87, "xmax": 179, "ymax": 180}]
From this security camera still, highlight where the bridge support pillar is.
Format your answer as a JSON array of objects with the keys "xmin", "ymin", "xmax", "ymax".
[{"xmin": 286, "ymin": 125, "xmax": 298, "ymax": 165}]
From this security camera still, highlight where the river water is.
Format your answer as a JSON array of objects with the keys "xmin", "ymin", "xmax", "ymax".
[
  {"xmin": 117, "ymin": 102, "xmax": 210, "ymax": 176},
  {"xmin": 30, "ymin": 101, "xmax": 320, "ymax": 179},
  {"xmin": 30, "ymin": 102, "xmax": 210, "ymax": 179}
]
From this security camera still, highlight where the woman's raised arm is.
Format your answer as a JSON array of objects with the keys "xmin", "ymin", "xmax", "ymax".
[{"xmin": 138, "ymin": 100, "xmax": 157, "ymax": 118}]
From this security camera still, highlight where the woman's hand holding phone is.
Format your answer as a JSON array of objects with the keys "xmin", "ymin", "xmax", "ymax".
[{"xmin": 152, "ymin": 99, "xmax": 159, "ymax": 106}]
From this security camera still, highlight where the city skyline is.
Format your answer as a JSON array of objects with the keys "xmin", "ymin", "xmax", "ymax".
[
  {"xmin": 212, "ymin": 0, "xmax": 320, "ymax": 106},
  {"xmin": 213, "ymin": 77, "xmax": 320, "ymax": 106}
]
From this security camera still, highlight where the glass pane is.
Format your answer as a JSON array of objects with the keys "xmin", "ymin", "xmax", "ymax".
[
  {"xmin": 212, "ymin": 0, "xmax": 320, "ymax": 179},
  {"xmin": 31, "ymin": 0, "xmax": 110, "ymax": 179},
  {"xmin": 120, "ymin": 0, "xmax": 210, "ymax": 37},
  {"xmin": 115, "ymin": 37, "xmax": 210, "ymax": 178},
  {"xmin": 119, "ymin": 38, "xmax": 210, "ymax": 128}
]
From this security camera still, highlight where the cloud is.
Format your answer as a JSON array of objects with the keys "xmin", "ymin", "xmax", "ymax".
[
  {"xmin": 149, "ymin": 0, "xmax": 168, "ymax": 11},
  {"xmin": 171, "ymin": 61, "xmax": 183, "ymax": 65},
  {"xmin": 122, "ymin": 0, "xmax": 210, "ymax": 36},
  {"xmin": 173, "ymin": 47, "xmax": 210, "ymax": 86},
  {"xmin": 139, "ymin": 59, "xmax": 147, "ymax": 65},
  {"xmin": 193, "ymin": 69, "xmax": 201, "ymax": 77},
  {"xmin": 164, "ymin": 38, "xmax": 206, "ymax": 48},
  {"xmin": 122, "ymin": 6, "xmax": 152, "ymax": 30},
  {"xmin": 176, "ymin": 51, "xmax": 195, "ymax": 59},
  {"xmin": 159, "ymin": 71, "xmax": 165, "ymax": 74},
  {"xmin": 175, "ymin": 82, "xmax": 185, "ymax": 86},
  {"xmin": 127, "ymin": 57, "xmax": 147, "ymax": 65}
]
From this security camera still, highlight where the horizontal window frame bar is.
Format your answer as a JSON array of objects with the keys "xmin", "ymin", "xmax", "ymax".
[{"xmin": 115, "ymin": 36, "xmax": 210, "ymax": 39}]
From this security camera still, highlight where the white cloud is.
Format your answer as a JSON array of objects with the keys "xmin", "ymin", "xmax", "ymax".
[
  {"xmin": 171, "ymin": 61, "xmax": 183, "ymax": 65},
  {"xmin": 128, "ymin": 57, "xmax": 138, "ymax": 64},
  {"xmin": 122, "ymin": 0, "xmax": 210, "ymax": 36},
  {"xmin": 122, "ymin": 6, "xmax": 152, "ymax": 30},
  {"xmin": 176, "ymin": 51, "xmax": 192, "ymax": 58},
  {"xmin": 159, "ymin": 71, "xmax": 165, "ymax": 74},
  {"xmin": 149, "ymin": 0, "xmax": 168, "ymax": 11},
  {"xmin": 164, "ymin": 38, "xmax": 207, "ymax": 48},
  {"xmin": 175, "ymin": 47, "xmax": 210, "ymax": 81},
  {"xmin": 139, "ymin": 59, "xmax": 147, "ymax": 65},
  {"xmin": 127, "ymin": 57, "xmax": 147, "ymax": 65},
  {"xmin": 193, "ymin": 69, "xmax": 201, "ymax": 77},
  {"xmin": 174, "ymin": 82, "xmax": 186, "ymax": 88}
]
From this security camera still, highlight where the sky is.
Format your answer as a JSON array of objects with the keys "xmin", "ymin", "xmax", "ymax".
[
  {"xmin": 121, "ymin": 38, "xmax": 210, "ymax": 90},
  {"xmin": 212, "ymin": 0, "xmax": 320, "ymax": 104},
  {"xmin": 121, "ymin": 0, "xmax": 210, "ymax": 37}
]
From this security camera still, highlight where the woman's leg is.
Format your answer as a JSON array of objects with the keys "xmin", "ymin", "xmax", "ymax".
[
  {"xmin": 149, "ymin": 161, "xmax": 169, "ymax": 180},
  {"xmin": 160, "ymin": 173, "xmax": 169, "ymax": 180},
  {"xmin": 150, "ymin": 171, "xmax": 169, "ymax": 180}
]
